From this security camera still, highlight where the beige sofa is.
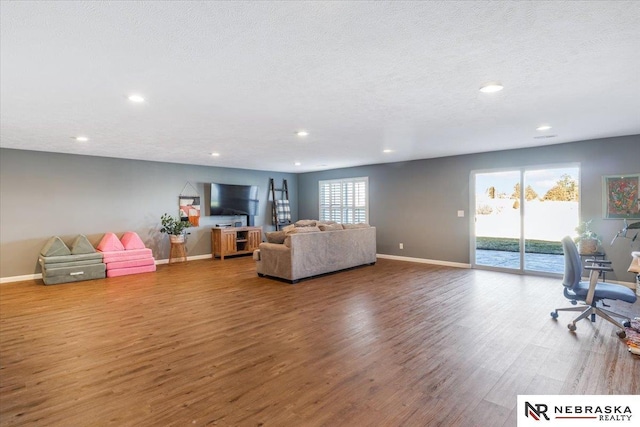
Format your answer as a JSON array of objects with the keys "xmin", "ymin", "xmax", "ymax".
[{"xmin": 254, "ymin": 224, "xmax": 376, "ymax": 283}]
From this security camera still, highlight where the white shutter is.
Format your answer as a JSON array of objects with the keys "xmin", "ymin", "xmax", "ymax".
[{"xmin": 318, "ymin": 177, "xmax": 369, "ymax": 224}]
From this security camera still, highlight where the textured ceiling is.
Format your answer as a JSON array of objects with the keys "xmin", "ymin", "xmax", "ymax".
[{"xmin": 1, "ymin": 1, "xmax": 639, "ymax": 173}]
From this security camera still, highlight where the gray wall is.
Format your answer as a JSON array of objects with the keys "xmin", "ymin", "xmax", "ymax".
[
  {"xmin": 0, "ymin": 149, "xmax": 297, "ymax": 278},
  {"xmin": 298, "ymin": 135, "xmax": 640, "ymax": 283},
  {"xmin": 2, "ymin": 135, "xmax": 639, "ymax": 282}
]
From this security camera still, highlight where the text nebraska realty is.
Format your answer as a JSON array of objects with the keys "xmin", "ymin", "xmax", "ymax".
[{"xmin": 526, "ymin": 403, "xmax": 633, "ymax": 421}]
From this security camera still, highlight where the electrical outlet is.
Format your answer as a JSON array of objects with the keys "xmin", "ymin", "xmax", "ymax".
[
  {"xmin": 399, "ymin": 243, "xmax": 404, "ymax": 249},
  {"xmin": 457, "ymin": 210, "xmax": 465, "ymax": 217}
]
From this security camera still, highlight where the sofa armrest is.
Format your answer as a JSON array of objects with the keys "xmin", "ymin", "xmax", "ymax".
[
  {"xmin": 259, "ymin": 242, "xmax": 291, "ymax": 253},
  {"xmin": 256, "ymin": 242, "xmax": 293, "ymax": 279}
]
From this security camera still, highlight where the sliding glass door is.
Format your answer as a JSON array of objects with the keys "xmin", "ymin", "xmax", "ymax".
[
  {"xmin": 474, "ymin": 170, "xmax": 522, "ymax": 270},
  {"xmin": 473, "ymin": 165, "xmax": 580, "ymax": 275},
  {"xmin": 523, "ymin": 168, "xmax": 579, "ymax": 273}
]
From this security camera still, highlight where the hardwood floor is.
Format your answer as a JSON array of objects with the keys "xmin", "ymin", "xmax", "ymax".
[{"xmin": 1, "ymin": 258, "xmax": 638, "ymax": 426}]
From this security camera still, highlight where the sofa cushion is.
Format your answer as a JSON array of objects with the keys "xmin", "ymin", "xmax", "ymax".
[
  {"xmin": 40, "ymin": 262, "xmax": 106, "ymax": 285},
  {"xmin": 39, "ymin": 257, "xmax": 103, "ymax": 268},
  {"xmin": 265, "ymin": 231, "xmax": 286, "ymax": 244},
  {"xmin": 286, "ymin": 226, "xmax": 320, "ymax": 234},
  {"xmin": 41, "ymin": 236, "xmax": 71, "ymax": 257},
  {"xmin": 97, "ymin": 232, "xmax": 125, "ymax": 252},
  {"xmin": 39, "ymin": 252, "xmax": 103, "ymax": 265},
  {"xmin": 101, "ymin": 248, "xmax": 153, "ymax": 264},
  {"xmin": 342, "ymin": 223, "xmax": 371, "ymax": 229},
  {"xmin": 318, "ymin": 223, "xmax": 344, "ymax": 231},
  {"xmin": 295, "ymin": 219, "xmax": 317, "ymax": 227},
  {"xmin": 316, "ymin": 220, "xmax": 338, "ymax": 225},
  {"xmin": 282, "ymin": 224, "xmax": 296, "ymax": 233},
  {"xmin": 120, "ymin": 231, "xmax": 146, "ymax": 250},
  {"xmin": 106, "ymin": 264, "xmax": 156, "ymax": 278},
  {"xmin": 106, "ymin": 257, "xmax": 155, "ymax": 270},
  {"xmin": 70, "ymin": 234, "xmax": 96, "ymax": 255},
  {"xmin": 284, "ymin": 226, "xmax": 321, "ymax": 247}
]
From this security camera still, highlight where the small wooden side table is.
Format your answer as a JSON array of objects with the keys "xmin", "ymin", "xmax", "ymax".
[{"xmin": 169, "ymin": 241, "xmax": 187, "ymax": 264}]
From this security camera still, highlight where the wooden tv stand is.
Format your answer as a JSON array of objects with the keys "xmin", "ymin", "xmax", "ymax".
[{"xmin": 211, "ymin": 226, "xmax": 262, "ymax": 260}]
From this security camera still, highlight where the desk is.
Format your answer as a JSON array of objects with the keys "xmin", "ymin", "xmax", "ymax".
[{"xmin": 580, "ymin": 252, "xmax": 607, "ymax": 281}]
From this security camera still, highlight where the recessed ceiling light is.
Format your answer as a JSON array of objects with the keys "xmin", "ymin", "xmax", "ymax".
[
  {"xmin": 210, "ymin": 152, "xmax": 220, "ymax": 157},
  {"xmin": 383, "ymin": 149, "xmax": 394, "ymax": 153},
  {"xmin": 128, "ymin": 94, "xmax": 145, "ymax": 103},
  {"xmin": 479, "ymin": 83, "xmax": 504, "ymax": 93},
  {"xmin": 294, "ymin": 162, "xmax": 301, "ymax": 166},
  {"xmin": 536, "ymin": 125, "xmax": 552, "ymax": 131},
  {"xmin": 296, "ymin": 130, "xmax": 309, "ymax": 137},
  {"xmin": 534, "ymin": 135, "xmax": 558, "ymax": 139},
  {"xmin": 75, "ymin": 136, "xmax": 89, "ymax": 142}
]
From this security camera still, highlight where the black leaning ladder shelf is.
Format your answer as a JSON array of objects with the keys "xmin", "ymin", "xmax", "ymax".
[{"xmin": 269, "ymin": 178, "xmax": 291, "ymax": 230}]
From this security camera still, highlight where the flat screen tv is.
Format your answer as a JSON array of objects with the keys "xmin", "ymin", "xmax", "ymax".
[{"xmin": 210, "ymin": 183, "xmax": 259, "ymax": 217}]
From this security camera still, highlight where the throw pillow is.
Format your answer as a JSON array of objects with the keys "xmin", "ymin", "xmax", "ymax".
[
  {"xmin": 342, "ymin": 223, "xmax": 370, "ymax": 229},
  {"xmin": 295, "ymin": 219, "xmax": 317, "ymax": 227},
  {"xmin": 96, "ymin": 232, "xmax": 125, "ymax": 252},
  {"xmin": 40, "ymin": 236, "xmax": 71, "ymax": 257},
  {"xmin": 286, "ymin": 226, "xmax": 321, "ymax": 234},
  {"xmin": 282, "ymin": 224, "xmax": 296, "ymax": 233},
  {"xmin": 318, "ymin": 223, "xmax": 344, "ymax": 231},
  {"xmin": 70, "ymin": 234, "xmax": 96, "ymax": 254},
  {"xmin": 284, "ymin": 226, "xmax": 321, "ymax": 247},
  {"xmin": 120, "ymin": 231, "xmax": 146, "ymax": 250},
  {"xmin": 265, "ymin": 231, "xmax": 286, "ymax": 244}
]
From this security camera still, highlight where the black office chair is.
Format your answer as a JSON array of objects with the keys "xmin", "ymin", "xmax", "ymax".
[{"xmin": 551, "ymin": 236, "xmax": 637, "ymax": 338}]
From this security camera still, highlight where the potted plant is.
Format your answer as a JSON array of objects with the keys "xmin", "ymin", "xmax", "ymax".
[
  {"xmin": 160, "ymin": 213, "xmax": 191, "ymax": 243},
  {"xmin": 574, "ymin": 220, "xmax": 600, "ymax": 254}
]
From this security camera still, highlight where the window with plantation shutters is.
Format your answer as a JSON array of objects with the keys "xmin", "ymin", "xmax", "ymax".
[{"xmin": 319, "ymin": 177, "xmax": 369, "ymax": 224}]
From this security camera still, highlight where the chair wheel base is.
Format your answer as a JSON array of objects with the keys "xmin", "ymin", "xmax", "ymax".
[
  {"xmin": 550, "ymin": 311, "xmax": 559, "ymax": 319},
  {"xmin": 568, "ymin": 323, "xmax": 577, "ymax": 332},
  {"xmin": 617, "ymin": 330, "xmax": 627, "ymax": 339}
]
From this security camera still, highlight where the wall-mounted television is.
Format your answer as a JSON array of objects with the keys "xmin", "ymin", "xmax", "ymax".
[{"xmin": 210, "ymin": 183, "xmax": 259, "ymax": 218}]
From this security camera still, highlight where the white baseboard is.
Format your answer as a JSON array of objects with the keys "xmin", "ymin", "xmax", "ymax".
[
  {"xmin": 0, "ymin": 254, "xmax": 215, "ymax": 283},
  {"xmin": 376, "ymin": 255, "xmax": 637, "ymax": 289},
  {"xmin": 0, "ymin": 273, "xmax": 43, "ymax": 284},
  {"xmin": 1, "ymin": 254, "xmax": 634, "ymax": 289},
  {"xmin": 376, "ymin": 253, "xmax": 471, "ymax": 269},
  {"xmin": 155, "ymin": 253, "xmax": 213, "ymax": 265}
]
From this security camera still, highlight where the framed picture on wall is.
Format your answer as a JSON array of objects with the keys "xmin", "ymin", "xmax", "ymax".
[
  {"xmin": 179, "ymin": 196, "xmax": 201, "ymax": 227},
  {"xmin": 603, "ymin": 174, "xmax": 640, "ymax": 219},
  {"xmin": 179, "ymin": 182, "xmax": 201, "ymax": 227}
]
